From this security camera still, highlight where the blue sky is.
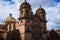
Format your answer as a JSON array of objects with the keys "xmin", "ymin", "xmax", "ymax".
[{"xmin": 0, "ymin": 0, "xmax": 60, "ymax": 30}]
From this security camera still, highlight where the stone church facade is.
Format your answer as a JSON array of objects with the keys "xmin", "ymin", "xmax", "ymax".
[{"xmin": 0, "ymin": 0, "xmax": 60, "ymax": 40}]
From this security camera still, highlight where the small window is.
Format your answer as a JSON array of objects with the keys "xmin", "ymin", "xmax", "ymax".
[
  {"xmin": 27, "ymin": 21, "xmax": 30, "ymax": 23},
  {"xmin": 35, "ymin": 19, "xmax": 38, "ymax": 21},
  {"xmin": 21, "ymin": 10, "xmax": 23, "ymax": 14},
  {"xmin": 27, "ymin": 10, "xmax": 29, "ymax": 13},
  {"xmin": 21, "ymin": 21, "xmax": 23, "ymax": 23},
  {"xmin": 43, "ymin": 23, "xmax": 46, "ymax": 25}
]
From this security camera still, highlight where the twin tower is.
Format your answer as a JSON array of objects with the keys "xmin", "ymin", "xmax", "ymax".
[{"xmin": 4, "ymin": 0, "xmax": 47, "ymax": 40}]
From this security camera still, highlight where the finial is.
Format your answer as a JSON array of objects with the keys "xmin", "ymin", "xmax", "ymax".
[
  {"xmin": 40, "ymin": 5, "xmax": 42, "ymax": 8},
  {"xmin": 9, "ymin": 13, "xmax": 12, "ymax": 17},
  {"xmin": 52, "ymin": 29, "xmax": 54, "ymax": 30}
]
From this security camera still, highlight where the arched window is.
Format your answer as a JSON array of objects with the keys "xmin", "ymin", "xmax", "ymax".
[
  {"xmin": 21, "ymin": 10, "xmax": 24, "ymax": 17},
  {"xmin": 21, "ymin": 10, "xmax": 23, "ymax": 14},
  {"xmin": 26, "ymin": 27, "xmax": 31, "ymax": 32},
  {"xmin": 21, "ymin": 21, "xmax": 23, "ymax": 23},
  {"xmin": 27, "ymin": 20, "xmax": 30, "ymax": 23},
  {"xmin": 26, "ymin": 10, "xmax": 29, "ymax": 16},
  {"xmin": 26, "ymin": 10, "xmax": 29, "ymax": 14}
]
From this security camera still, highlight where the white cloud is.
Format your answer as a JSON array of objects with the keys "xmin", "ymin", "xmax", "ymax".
[
  {"xmin": 0, "ymin": 0, "xmax": 60, "ymax": 30},
  {"xmin": 0, "ymin": 0, "xmax": 21, "ymax": 20},
  {"xmin": 44, "ymin": 3, "xmax": 60, "ymax": 30},
  {"xmin": 47, "ymin": 21, "xmax": 56, "ymax": 30}
]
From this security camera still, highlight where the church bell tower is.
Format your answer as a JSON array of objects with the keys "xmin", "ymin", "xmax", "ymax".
[
  {"xmin": 36, "ymin": 6, "xmax": 47, "ymax": 40},
  {"xmin": 36, "ymin": 6, "xmax": 47, "ymax": 32},
  {"xmin": 18, "ymin": 0, "xmax": 33, "ymax": 40}
]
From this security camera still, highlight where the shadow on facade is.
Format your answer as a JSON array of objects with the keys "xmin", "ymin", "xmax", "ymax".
[{"xmin": 7, "ymin": 29, "xmax": 21, "ymax": 40}]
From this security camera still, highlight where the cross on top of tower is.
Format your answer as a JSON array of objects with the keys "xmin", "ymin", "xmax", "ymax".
[
  {"xmin": 40, "ymin": 5, "xmax": 42, "ymax": 8},
  {"xmin": 25, "ymin": 0, "xmax": 27, "ymax": 2},
  {"xmin": 25, "ymin": 0, "xmax": 26, "ymax": 2}
]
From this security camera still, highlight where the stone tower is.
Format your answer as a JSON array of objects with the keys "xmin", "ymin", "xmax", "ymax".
[
  {"xmin": 4, "ymin": 14, "xmax": 16, "ymax": 31},
  {"xmin": 18, "ymin": 0, "xmax": 33, "ymax": 40},
  {"xmin": 36, "ymin": 6, "xmax": 47, "ymax": 32},
  {"xmin": 35, "ymin": 6, "xmax": 47, "ymax": 40}
]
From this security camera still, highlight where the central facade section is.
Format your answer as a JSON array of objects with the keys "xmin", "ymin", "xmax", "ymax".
[{"xmin": 18, "ymin": 0, "xmax": 47, "ymax": 40}]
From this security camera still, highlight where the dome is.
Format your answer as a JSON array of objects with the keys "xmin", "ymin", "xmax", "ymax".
[
  {"xmin": 20, "ymin": 0, "xmax": 31, "ymax": 10},
  {"xmin": 36, "ymin": 6, "xmax": 45, "ymax": 13},
  {"xmin": 4, "ymin": 14, "xmax": 16, "ymax": 22}
]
